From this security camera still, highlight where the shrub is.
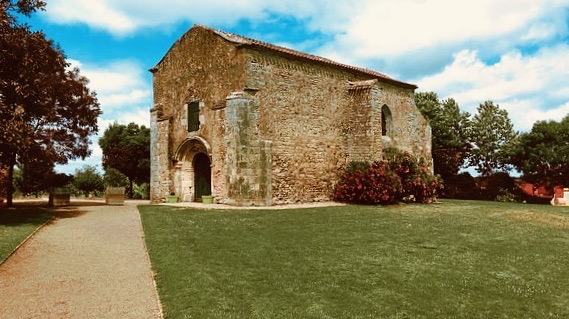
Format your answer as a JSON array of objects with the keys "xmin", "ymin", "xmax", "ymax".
[
  {"xmin": 495, "ymin": 188, "xmax": 516, "ymax": 202},
  {"xmin": 334, "ymin": 161, "xmax": 401, "ymax": 205},
  {"xmin": 384, "ymin": 147, "xmax": 442, "ymax": 203},
  {"xmin": 485, "ymin": 172, "xmax": 516, "ymax": 199},
  {"xmin": 441, "ymin": 172, "xmax": 477, "ymax": 199},
  {"xmin": 333, "ymin": 148, "xmax": 442, "ymax": 205}
]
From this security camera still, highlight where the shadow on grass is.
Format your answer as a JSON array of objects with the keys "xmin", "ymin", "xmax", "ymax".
[
  {"xmin": 0, "ymin": 206, "xmax": 50, "ymax": 226},
  {"xmin": 0, "ymin": 199, "xmax": 110, "ymax": 225}
]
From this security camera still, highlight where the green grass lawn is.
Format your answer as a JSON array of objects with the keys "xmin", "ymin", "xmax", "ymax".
[
  {"xmin": 139, "ymin": 200, "xmax": 569, "ymax": 319},
  {"xmin": 0, "ymin": 207, "xmax": 52, "ymax": 263}
]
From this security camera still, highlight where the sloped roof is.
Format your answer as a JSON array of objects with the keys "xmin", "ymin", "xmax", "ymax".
[{"xmin": 152, "ymin": 25, "xmax": 417, "ymax": 89}]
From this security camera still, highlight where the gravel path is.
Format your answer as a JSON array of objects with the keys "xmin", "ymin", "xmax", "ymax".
[{"xmin": 0, "ymin": 202, "xmax": 162, "ymax": 319}]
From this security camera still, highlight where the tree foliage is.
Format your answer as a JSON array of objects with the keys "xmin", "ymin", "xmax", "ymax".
[
  {"xmin": 1, "ymin": 0, "xmax": 100, "ymax": 206},
  {"xmin": 508, "ymin": 116, "xmax": 569, "ymax": 189},
  {"xmin": 99, "ymin": 123, "xmax": 150, "ymax": 197},
  {"xmin": 104, "ymin": 167, "xmax": 129, "ymax": 188},
  {"xmin": 13, "ymin": 162, "xmax": 73, "ymax": 196},
  {"xmin": 414, "ymin": 92, "xmax": 471, "ymax": 180},
  {"xmin": 72, "ymin": 165, "xmax": 104, "ymax": 197},
  {"xmin": 468, "ymin": 101, "xmax": 517, "ymax": 176},
  {"xmin": 0, "ymin": 0, "xmax": 45, "ymax": 27},
  {"xmin": 14, "ymin": 164, "xmax": 50, "ymax": 196}
]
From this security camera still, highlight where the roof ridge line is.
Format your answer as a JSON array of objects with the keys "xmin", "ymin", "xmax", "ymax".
[{"xmin": 193, "ymin": 25, "xmax": 416, "ymax": 89}]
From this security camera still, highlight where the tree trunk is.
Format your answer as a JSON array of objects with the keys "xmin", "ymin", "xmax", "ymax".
[
  {"xmin": 7, "ymin": 162, "xmax": 14, "ymax": 207},
  {"xmin": 128, "ymin": 178, "xmax": 134, "ymax": 199}
]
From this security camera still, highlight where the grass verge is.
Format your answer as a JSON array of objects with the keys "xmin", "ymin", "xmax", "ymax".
[
  {"xmin": 0, "ymin": 207, "xmax": 52, "ymax": 263},
  {"xmin": 139, "ymin": 200, "xmax": 569, "ymax": 319}
]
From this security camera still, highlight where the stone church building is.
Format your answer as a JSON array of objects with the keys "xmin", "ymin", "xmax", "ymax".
[{"xmin": 150, "ymin": 25, "xmax": 432, "ymax": 205}]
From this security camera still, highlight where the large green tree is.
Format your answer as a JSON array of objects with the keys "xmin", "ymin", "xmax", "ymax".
[
  {"xmin": 509, "ymin": 116, "xmax": 569, "ymax": 189},
  {"xmin": 72, "ymin": 165, "xmax": 104, "ymax": 197},
  {"xmin": 14, "ymin": 162, "xmax": 72, "ymax": 197},
  {"xmin": 104, "ymin": 167, "xmax": 129, "ymax": 188},
  {"xmin": 415, "ymin": 92, "xmax": 471, "ymax": 180},
  {"xmin": 1, "ymin": 0, "xmax": 101, "ymax": 206},
  {"xmin": 468, "ymin": 101, "xmax": 517, "ymax": 176},
  {"xmin": 14, "ymin": 163, "xmax": 50, "ymax": 197},
  {"xmin": 99, "ymin": 123, "xmax": 150, "ymax": 198}
]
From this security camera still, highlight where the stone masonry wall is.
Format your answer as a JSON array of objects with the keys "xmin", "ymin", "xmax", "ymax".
[
  {"xmin": 376, "ymin": 82, "xmax": 432, "ymax": 161},
  {"xmin": 151, "ymin": 26, "xmax": 432, "ymax": 205},
  {"xmin": 224, "ymin": 92, "xmax": 272, "ymax": 205},
  {"xmin": 245, "ymin": 49, "xmax": 382, "ymax": 204},
  {"xmin": 149, "ymin": 111, "xmax": 171, "ymax": 202},
  {"xmin": 151, "ymin": 27, "xmax": 248, "ymax": 202},
  {"xmin": 345, "ymin": 85, "xmax": 375, "ymax": 162},
  {"xmin": 244, "ymin": 48, "xmax": 432, "ymax": 204}
]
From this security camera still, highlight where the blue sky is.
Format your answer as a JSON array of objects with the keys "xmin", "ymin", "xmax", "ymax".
[{"xmin": 23, "ymin": 0, "xmax": 569, "ymax": 174}]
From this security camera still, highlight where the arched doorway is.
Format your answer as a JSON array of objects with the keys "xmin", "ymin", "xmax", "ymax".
[
  {"xmin": 193, "ymin": 152, "xmax": 211, "ymax": 200},
  {"xmin": 172, "ymin": 137, "xmax": 212, "ymax": 202}
]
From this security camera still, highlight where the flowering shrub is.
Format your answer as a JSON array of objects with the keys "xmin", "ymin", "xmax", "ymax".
[
  {"xmin": 334, "ymin": 161, "xmax": 401, "ymax": 205},
  {"xmin": 384, "ymin": 147, "xmax": 442, "ymax": 203},
  {"xmin": 333, "ymin": 148, "xmax": 442, "ymax": 205}
]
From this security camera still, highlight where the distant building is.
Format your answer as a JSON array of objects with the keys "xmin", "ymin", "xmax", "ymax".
[{"xmin": 149, "ymin": 25, "xmax": 432, "ymax": 205}]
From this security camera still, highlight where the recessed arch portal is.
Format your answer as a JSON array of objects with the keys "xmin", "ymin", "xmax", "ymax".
[
  {"xmin": 172, "ymin": 137, "xmax": 212, "ymax": 202},
  {"xmin": 193, "ymin": 152, "xmax": 211, "ymax": 199}
]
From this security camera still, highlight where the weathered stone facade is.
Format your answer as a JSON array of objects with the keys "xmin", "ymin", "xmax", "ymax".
[{"xmin": 150, "ymin": 25, "xmax": 432, "ymax": 205}]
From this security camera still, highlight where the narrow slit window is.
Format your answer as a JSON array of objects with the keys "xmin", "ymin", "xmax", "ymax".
[
  {"xmin": 187, "ymin": 101, "xmax": 200, "ymax": 132},
  {"xmin": 381, "ymin": 105, "xmax": 392, "ymax": 136}
]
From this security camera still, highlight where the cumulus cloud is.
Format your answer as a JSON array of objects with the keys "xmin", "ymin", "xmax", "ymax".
[
  {"xmin": 114, "ymin": 108, "xmax": 151, "ymax": 127},
  {"xmin": 42, "ymin": 0, "xmax": 354, "ymax": 36},
  {"xmin": 43, "ymin": 0, "xmax": 568, "ymax": 58},
  {"xmin": 54, "ymin": 59, "xmax": 152, "ymax": 174},
  {"xmin": 417, "ymin": 44, "xmax": 569, "ymax": 131},
  {"xmin": 46, "ymin": 0, "xmax": 137, "ymax": 35},
  {"xmin": 307, "ymin": 0, "xmax": 567, "ymax": 82},
  {"xmin": 502, "ymin": 100, "xmax": 569, "ymax": 132},
  {"xmin": 69, "ymin": 59, "xmax": 151, "ymax": 115},
  {"xmin": 329, "ymin": 0, "xmax": 566, "ymax": 58}
]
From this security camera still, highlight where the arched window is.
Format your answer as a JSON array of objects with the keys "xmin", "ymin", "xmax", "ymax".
[{"xmin": 381, "ymin": 105, "xmax": 392, "ymax": 136}]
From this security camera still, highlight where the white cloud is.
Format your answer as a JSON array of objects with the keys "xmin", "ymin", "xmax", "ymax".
[
  {"xmin": 54, "ymin": 60, "xmax": 152, "ymax": 174},
  {"xmin": 43, "ymin": 0, "xmax": 355, "ymax": 36},
  {"xmin": 501, "ymin": 100, "xmax": 569, "ymax": 132},
  {"xmin": 310, "ymin": 0, "xmax": 568, "ymax": 83},
  {"xmin": 46, "ymin": 0, "xmax": 137, "ymax": 35},
  {"xmin": 98, "ymin": 89, "xmax": 151, "ymax": 112},
  {"xmin": 329, "ymin": 0, "xmax": 564, "ymax": 58},
  {"xmin": 417, "ymin": 44, "xmax": 569, "ymax": 131},
  {"xmin": 43, "ymin": 0, "xmax": 568, "ymax": 59},
  {"xmin": 114, "ymin": 108, "xmax": 151, "ymax": 127},
  {"xmin": 521, "ymin": 23, "xmax": 558, "ymax": 42},
  {"xmin": 69, "ymin": 59, "xmax": 151, "ymax": 115}
]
